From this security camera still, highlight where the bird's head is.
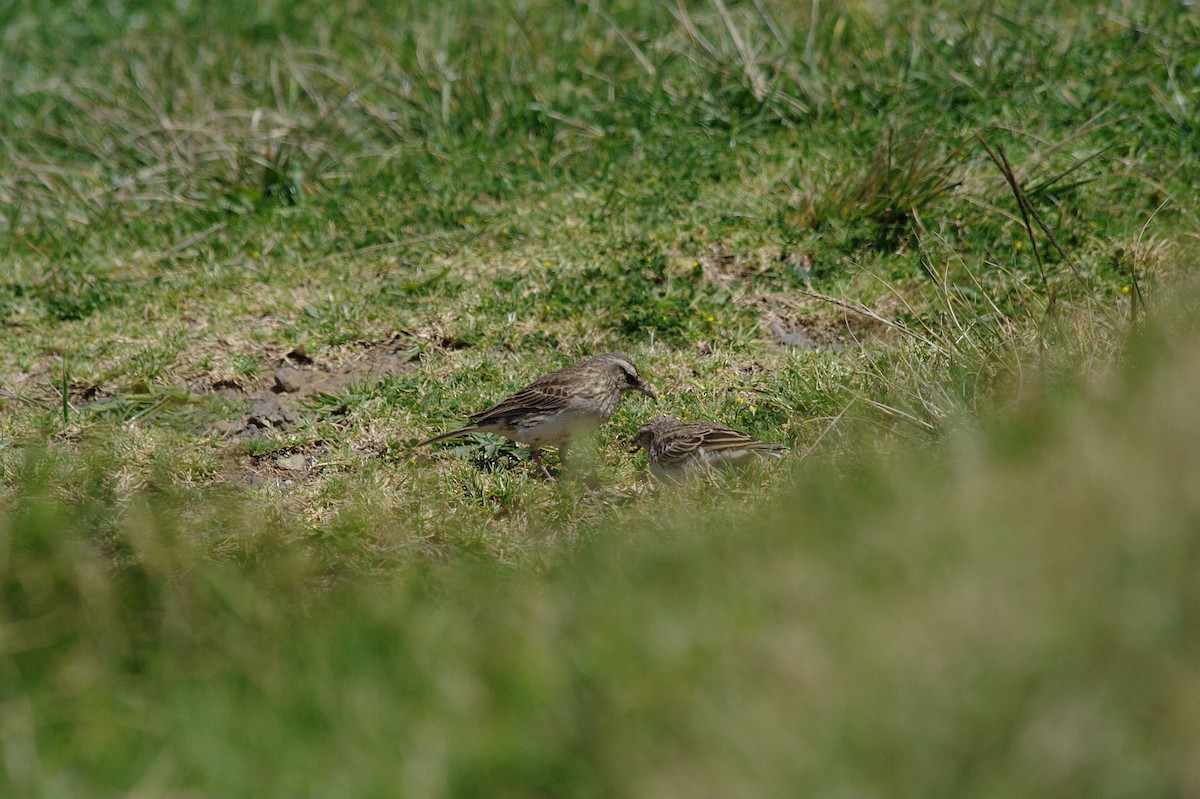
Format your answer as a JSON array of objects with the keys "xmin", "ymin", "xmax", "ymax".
[
  {"xmin": 627, "ymin": 415, "xmax": 678, "ymax": 453},
  {"xmin": 596, "ymin": 352, "xmax": 656, "ymax": 400}
]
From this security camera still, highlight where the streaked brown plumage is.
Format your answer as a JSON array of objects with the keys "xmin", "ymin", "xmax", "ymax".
[
  {"xmin": 628, "ymin": 415, "xmax": 787, "ymax": 483},
  {"xmin": 417, "ymin": 352, "xmax": 656, "ymax": 478}
]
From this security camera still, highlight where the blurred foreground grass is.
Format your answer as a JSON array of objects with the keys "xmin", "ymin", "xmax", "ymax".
[{"xmin": 4, "ymin": 298, "xmax": 1199, "ymax": 796}]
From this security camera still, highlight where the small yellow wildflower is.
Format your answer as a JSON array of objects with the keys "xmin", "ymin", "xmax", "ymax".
[
  {"xmin": 706, "ymin": 315, "xmax": 715, "ymax": 322},
  {"xmin": 1014, "ymin": 241, "xmax": 1023, "ymax": 250},
  {"xmin": 691, "ymin": 261, "xmax": 700, "ymax": 267},
  {"xmin": 737, "ymin": 397, "xmax": 746, "ymax": 404},
  {"xmin": 1122, "ymin": 285, "xmax": 1131, "ymax": 294}
]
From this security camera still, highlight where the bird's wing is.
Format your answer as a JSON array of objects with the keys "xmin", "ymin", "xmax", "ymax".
[
  {"xmin": 694, "ymin": 423, "xmax": 765, "ymax": 450},
  {"xmin": 467, "ymin": 381, "xmax": 572, "ymax": 425},
  {"xmin": 652, "ymin": 423, "xmax": 716, "ymax": 464},
  {"xmin": 690, "ymin": 422, "xmax": 788, "ymax": 456}
]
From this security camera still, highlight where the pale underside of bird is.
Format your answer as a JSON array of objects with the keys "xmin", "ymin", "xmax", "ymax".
[
  {"xmin": 417, "ymin": 352, "xmax": 656, "ymax": 478},
  {"xmin": 629, "ymin": 415, "xmax": 788, "ymax": 483}
]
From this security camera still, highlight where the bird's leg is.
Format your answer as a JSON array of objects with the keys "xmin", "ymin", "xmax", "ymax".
[
  {"xmin": 557, "ymin": 442, "xmax": 570, "ymax": 471},
  {"xmin": 529, "ymin": 446, "xmax": 554, "ymax": 480}
]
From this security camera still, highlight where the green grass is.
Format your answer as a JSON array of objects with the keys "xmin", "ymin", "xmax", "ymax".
[{"xmin": 2, "ymin": 0, "xmax": 1199, "ymax": 795}]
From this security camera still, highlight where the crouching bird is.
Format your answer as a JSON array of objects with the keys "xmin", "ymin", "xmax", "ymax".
[
  {"xmin": 417, "ymin": 352, "xmax": 656, "ymax": 478},
  {"xmin": 629, "ymin": 415, "xmax": 787, "ymax": 483}
]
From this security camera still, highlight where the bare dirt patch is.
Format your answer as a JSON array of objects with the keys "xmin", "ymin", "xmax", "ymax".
[
  {"xmin": 197, "ymin": 334, "xmax": 420, "ymax": 487},
  {"xmin": 200, "ymin": 333, "xmax": 419, "ymax": 438},
  {"xmin": 757, "ymin": 300, "xmax": 889, "ymax": 349},
  {"xmin": 223, "ymin": 446, "xmax": 324, "ymax": 489},
  {"xmin": 697, "ymin": 243, "xmax": 895, "ymax": 350}
]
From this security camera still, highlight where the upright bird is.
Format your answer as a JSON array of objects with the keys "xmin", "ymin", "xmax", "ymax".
[
  {"xmin": 628, "ymin": 415, "xmax": 787, "ymax": 483},
  {"xmin": 417, "ymin": 352, "xmax": 656, "ymax": 478}
]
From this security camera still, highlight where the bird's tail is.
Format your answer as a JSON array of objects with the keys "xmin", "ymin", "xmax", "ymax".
[{"xmin": 414, "ymin": 424, "xmax": 480, "ymax": 448}]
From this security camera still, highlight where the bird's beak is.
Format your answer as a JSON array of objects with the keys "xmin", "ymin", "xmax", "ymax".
[{"xmin": 636, "ymin": 383, "xmax": 657, "ymax": 400}]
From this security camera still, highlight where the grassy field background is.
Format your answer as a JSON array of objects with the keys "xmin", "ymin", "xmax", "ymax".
[{"xmin": 2, "ymin": 0, "xmax": 1199, "ymax": 795}]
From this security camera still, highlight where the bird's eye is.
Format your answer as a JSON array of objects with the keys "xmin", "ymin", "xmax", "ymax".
[{"xmin": 624, "ymin": 370, "xmax": 638, "ymax": 384}]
